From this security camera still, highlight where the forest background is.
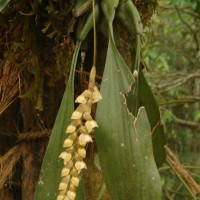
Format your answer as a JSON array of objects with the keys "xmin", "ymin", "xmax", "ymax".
[
  {"xmin": 0, "ymin": 0, "xmax": 200, "ymax": 199},
  {"xmin": 143, "ymin": 0, "xmax": 200, "ymax": 199}
]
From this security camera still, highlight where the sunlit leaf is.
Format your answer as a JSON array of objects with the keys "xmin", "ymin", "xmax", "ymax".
[
  {"xmin": 34, "ymin": 43, "xmax": 84, "ymax": 200},
  {"xmin": 95, "ymin": 36, "xmax": 162, "ymax": 200}
]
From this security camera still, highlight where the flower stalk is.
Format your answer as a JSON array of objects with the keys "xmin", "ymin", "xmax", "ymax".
[{"xmin": 57, "ymin": 66, "xmax": 102, "ymax": 200}]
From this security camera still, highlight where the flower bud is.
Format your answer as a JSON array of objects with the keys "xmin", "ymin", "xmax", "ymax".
[
  {"xmin": 57, "ymin": 195, "xmax": 65, "ymax": 200},
  {"xmin": 61, "ymin": 167, "xmax": 70, "ymax": 177},
  {"xmin": 71, "ymin": 177, "xmax": 79, "ymax": 187},
  {"xmin": 81, "ymin": 90, "xmax": 91, "ymax": 98},
  {"xmin": 63, "ymin": 139, "xmax": 73, "ymax": 148},
  {"xmin": 78, "ymin": 134, "xmax": 93, "ymax": 146},
  {"xmin": 69, "ymin": 183, "xmax": 76, "ymax": 191},
  {"xmin": 85, "ymin": 120, "xmax": 98, "ymax": 133},
  {"xmin": 67, "ymin": 190, "xmax": 76, "ymax": 200},
  {"xmin": 89, "ymin": 66, "xmax": 96, "ymax": 88},
  {"xmin": 78, "ymin": 148, "xmax": 86, "ymax": 158},
  {"xmin": 61, "ymin": 175, "xmax": 70, "ymax": 184},
  {"xmin": 59, "ymin": 152, "xmax": 72, "ymax": 164},
  {"xmin": 82, "ymin": 112, "xmax": 92, "ymax": 121},
  {"xmin": 71, "ymin": 111, "xmax": 82, "ymax": 120},
  {"xmin": 71, "ymin": 119, "xmax": 82, "ymax": 127},
  {"xmin": 70, "ymin": 167, "xmax": 78, "ymax": 177},
  {"xmin": 76, "ymin": 104, "xmax": 91, "ymax": 113},
  {"xmin": 58, "ymin": 182, "xmax": 68, "ymax": 190},
  {"xmin": 79, "ymin": 126, "xmax": 88, "ymax": 134},
  {"xmin": 73, "ymin": 152, "xmax": 82, "ymax": 161},
  {"xmin": 75, "ymin": 161, "xmax": 87, "ymax": 174},
  {"xmin": 75, "ymin": 95, "xmax": 87, "ymax": 104},
  {"xmin": 66, "ymin": 160, "xmax": 73, "ymax": 169},
  {"xmin": 66, "ymin": 146, "xmax": 75, "ymax": 153},
  {"xmin": 66, "ymin": 125, "xmax": 76, "ymax": 133},
  {"xmin": 91, "ymin": 86, "xmax": 102, "ymax": 103},
  {"xmin": 133, "ymin": 70, "xmax": 138, "ymax": 78},
  {"xmin": 69, "ymin": 132, "xmax": 78, "ymax": 140}
]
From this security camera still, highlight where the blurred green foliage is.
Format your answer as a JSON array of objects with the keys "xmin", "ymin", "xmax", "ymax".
[
  {"xmin": 0, "ymin": 0, "xmax": 199, "ymax": 199},
  {"xmin": 143, "ymin": 0, "xmax": 200, "ymax": 198}
]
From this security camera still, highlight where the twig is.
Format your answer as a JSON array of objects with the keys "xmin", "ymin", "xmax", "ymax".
[
  {"xmin": 176, "ymin": 95, "xmax": 200, "ymax": 102},
  {"xmin": 0, "ymin": 61, "xmax": 21, "ymax": 114},
  {"xmin": 172, "ymin": 114, "xmax": 200, "ymax": 129},
  {"xmin": 154, "ymin": 71, "xmax": 200, "ymax": 91},
  {"xmin": 165, "ymin": 146, "xmax": 200, "ymax": 197},
  {"xmin": 174, "ymin": 5, "xmax": 199, "ymax": 51},
  {"xmin": 0, "ymin": 145, "xmax": 21, "ymax": 189},
  {"xmin": 163, "ymin": 187, "xmax": 173, "ymax": 200},
  {"xmin": 163, "ymin": 6, "xmax": 200, "ymax": 20},
  {"xmin": 159, "ymin": 99, "xmax": 197, "ymax": 106},
  {"xmin": 17, "ymin": 130, "xmax": 51, "ymax": 142},
  {"xmin": 166, "ymin": 188, "xmax": 189, "ymax": 197},
  {"xmin": 4, "ymin": 181, "xmax": 21, "ymax": 188},
  {"xmin": 76, "ymin": 69, "xmax": 102, "ymax": 80},
  {"xmin": 160, "ymin": 166, "xmax": 200, "ymax": 171}
]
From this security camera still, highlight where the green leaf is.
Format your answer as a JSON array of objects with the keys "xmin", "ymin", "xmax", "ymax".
[
  {"xmin": 127, "ymin": 69, "xmax": 166, "ymax": 167},
  {"xmin": 95, "ymin": 37, "xmax": 162, "ymax": 200},
  {"xmin": 0, "ymin": 0, "xmax": 10, "ymax": 12},
  {"xmin": 34, "ymin": 43, "xmax": 84, "ymax": 200}
]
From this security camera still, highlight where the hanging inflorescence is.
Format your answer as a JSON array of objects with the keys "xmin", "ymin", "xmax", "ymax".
[{"xmin": 57, "ymin": 66, "xmax": 102, "ymax": 200}]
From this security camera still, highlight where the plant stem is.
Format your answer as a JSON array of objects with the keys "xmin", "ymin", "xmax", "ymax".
[{"xmin": 92, "ymin": 0, "xmax": 96, "ymax": 66}]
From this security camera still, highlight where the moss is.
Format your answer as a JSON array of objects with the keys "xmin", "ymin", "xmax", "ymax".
[{"xmin": 135, "ymin": 0, "xmax": 158, "ymax": 26}]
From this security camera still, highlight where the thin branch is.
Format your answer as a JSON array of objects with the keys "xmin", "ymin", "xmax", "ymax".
[
  {"xmin": 159, "ymin": 99, "xmax": 198, "ymax": 106},
  {"xmin": 163, "ymin": 6, "xmax": 200, "ymax": 19},
  {"xmin": 174, "ymin": 5, "xmax": 199, "ymax": 51},
  {"xmin": 163, "ymin": 187, "xmax": 174, "ymax": 200},
  {"xmin": 0, "ymin": 145, "xmax": 21, "ymax": 189},
  {"xmin": 172, "ymin": 114, "xmax": 200, "ymax": 129},
  {"xmin": 165, "ymin": 146, "xmax": 200, "ymax": 197},
  {"xmin": 154, "ymin": 71, "xmax": 200, "ymax": 91},
  {"xmin": 75, "ymin": 69, "xmax": 102, "ymax": 80},
  {"xmin": 17, "ymin": 130, "xmax": 51, "ymax": 142},
  {"xmin": 160, "ymin": 165, "xmax": 200, "ymax": 171},
  {"xmin": 176, "ymin": 95, "xmax": 200, "ymax": 102}
]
